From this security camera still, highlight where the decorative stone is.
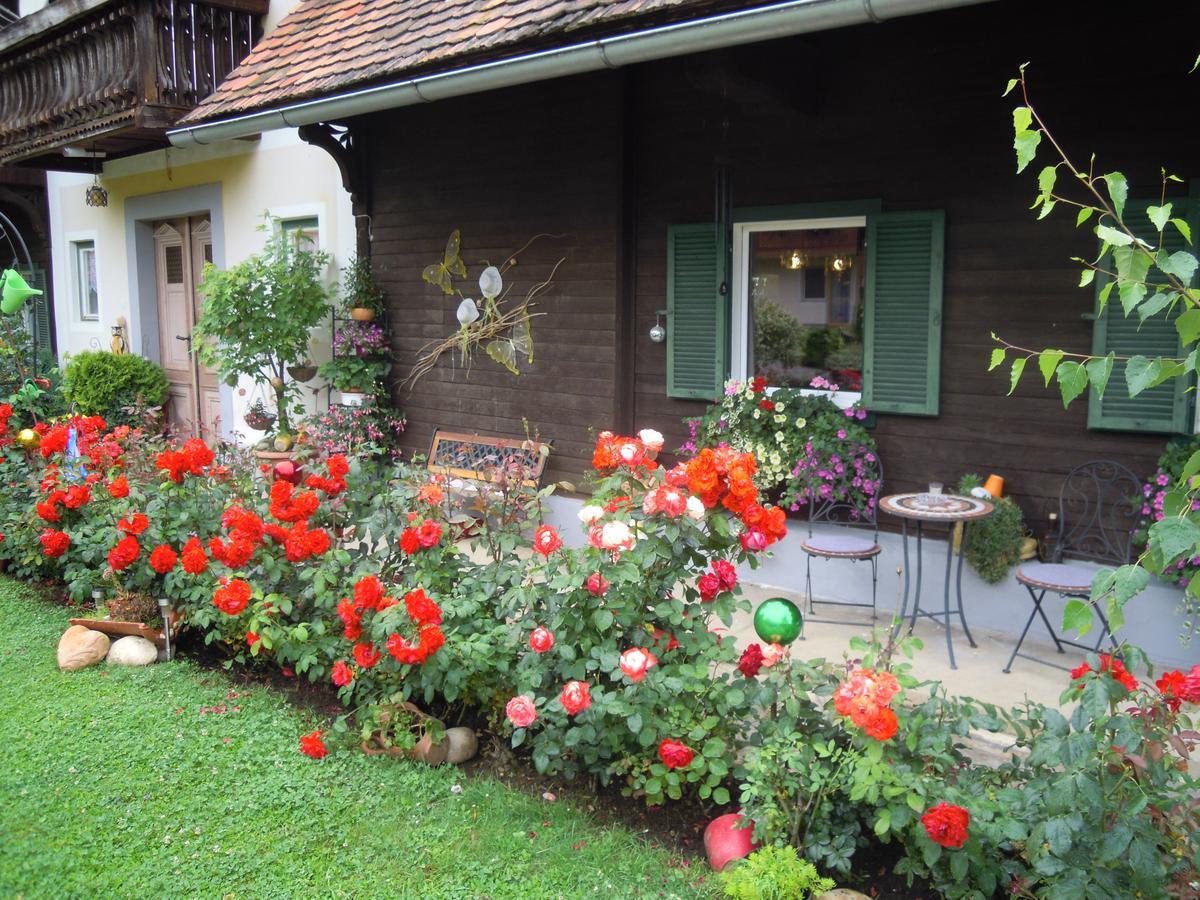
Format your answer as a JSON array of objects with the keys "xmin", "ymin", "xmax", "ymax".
[
  {"xmin": 753, "ymin": 597, "xmax": 803, "ymax": 645},
  {"xmin": 57, "ymin": 625, "xmax": 110, "ymax": 671},
  {"xmin": 704, "ymin": 812, "xmax": 758, "ymax": 872},
  {"xmin": 816, "ymin": 891, "xmax": 872, "ymax": 900},
  {"xmin": 107, "ymin": 635, "xmax": 158, "ymax": 666},
  {"xmin": 444, "ymin": 726, "xmax": 478, "ymax": 764}
]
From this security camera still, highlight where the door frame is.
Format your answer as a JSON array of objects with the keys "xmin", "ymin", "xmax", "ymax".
[{"xmin": 124, "ymin": 184, "xmax": 234, "ymax": 439}]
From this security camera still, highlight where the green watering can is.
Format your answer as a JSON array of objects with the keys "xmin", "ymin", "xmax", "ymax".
[{"xmin": 1, "ymin": 269, "xmax": 42, "ymax": 315}]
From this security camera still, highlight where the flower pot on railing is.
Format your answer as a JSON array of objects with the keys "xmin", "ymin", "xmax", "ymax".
[
  {"xmin": 340, "ymin": 389, "xmax": 367, "ymax": 407},
  {"xmin": 350, "ymin": 307, "xmax": 376, "ymax": 322}
]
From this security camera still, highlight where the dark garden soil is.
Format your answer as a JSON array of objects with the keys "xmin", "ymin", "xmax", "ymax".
[{"xmin": 88, "ymin": 595, "xmax": 935, "ymax": 898}]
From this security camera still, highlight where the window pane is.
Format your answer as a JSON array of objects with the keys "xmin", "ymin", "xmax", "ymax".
[
  {"xmin": 281, "ymin": 216, "xmax": 319, "ymax": 251},
  {"xmin": 748, "ymin": 226, "xmax": 864, "ymax": 389},
  {"xmin": 76, "ymin": 242, "xmax": 99, "ymax": 319}
]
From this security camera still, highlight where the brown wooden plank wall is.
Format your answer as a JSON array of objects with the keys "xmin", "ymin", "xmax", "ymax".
[
  {"xmin": 362, "ymin": 0, "xmax": 1200, "ymax": 532},
  {"xmin": 363, "ymin": 73, "xmax": 623, "ymax": 484}
]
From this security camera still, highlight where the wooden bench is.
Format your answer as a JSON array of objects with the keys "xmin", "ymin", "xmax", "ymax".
[{"xmin": 425, "ymin": 428, "xmax": 551, "ymax": 490}]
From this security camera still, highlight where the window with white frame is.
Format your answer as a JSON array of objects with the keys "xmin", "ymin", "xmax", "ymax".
[
  {"xmin": 72, "ymin": 240, "xmax": 99, "ymax": 321},
  {"xmin": 280, "ymin": 216, "xmax": 319, "ymax": 251},
  {"xmin": 732, "ymin": 216, "xmax": 865, "ymax": 396}
]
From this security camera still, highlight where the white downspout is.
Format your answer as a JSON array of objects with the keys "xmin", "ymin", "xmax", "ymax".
[{"xmin": 168, "ymin": 0, "xmax": 995, "ymax": 148}]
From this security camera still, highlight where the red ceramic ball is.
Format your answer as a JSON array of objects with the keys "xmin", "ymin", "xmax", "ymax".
[
  {"xmin": 273, "ymin": 460, "xmax": 301, "ymax": 484},
  {"xmin": 704, "ymin": 812, "xmax": 758, "ymax": 872}
]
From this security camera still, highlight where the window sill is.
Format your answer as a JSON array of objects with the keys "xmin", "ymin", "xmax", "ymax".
[{"xmin": 765, "ymin": 385, "xmax": 861, "ymax": 409}]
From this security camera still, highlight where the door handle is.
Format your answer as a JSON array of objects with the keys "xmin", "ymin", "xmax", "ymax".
[{"xmin": 175, "ymin": 334, "xmax": 192, "ymax": 344}]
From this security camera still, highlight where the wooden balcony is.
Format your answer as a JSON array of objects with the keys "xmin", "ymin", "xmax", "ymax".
[{"xmin": 0, "ymin": 0, "xmax": 267, "ymax": 170}]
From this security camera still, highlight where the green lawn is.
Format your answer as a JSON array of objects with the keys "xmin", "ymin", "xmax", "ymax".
[{"xmin": 0, "ymin": 577, "xmax": 713, "ymax": 899}]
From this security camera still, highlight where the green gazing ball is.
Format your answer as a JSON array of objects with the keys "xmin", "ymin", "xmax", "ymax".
[{"xmin": 753, "ymin": 597, "xmax": 803, "ymax": 645}]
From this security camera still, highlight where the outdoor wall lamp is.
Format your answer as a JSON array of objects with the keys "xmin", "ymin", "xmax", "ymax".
[
  {"xmin": 157, "ymin": 597, "xmax": 174, "ymax": 660},
  {"xmin": 649, "ymin": 310, "xmax": 666, "ymax": 343}
]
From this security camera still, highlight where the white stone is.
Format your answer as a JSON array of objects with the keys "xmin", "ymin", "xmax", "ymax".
[
  {"xmin": 57, "ymin": 625, "xmax": 110, "ymax": 671},
  {"xmin": 444, "ymin": 726, "xmax": 478, "ymax": 765},
  {"xmin": 107, "ymin": 635, "xmax": 158, "ymax": 666}
]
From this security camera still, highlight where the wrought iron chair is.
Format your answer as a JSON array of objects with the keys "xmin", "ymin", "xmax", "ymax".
[
  {"xmin": 1003, "ymin": 460, "xmax": 1141, "ymax": 673},
  {"xmin": 801, "ymin": 458, "xmax": 883, "ymax": 623}
]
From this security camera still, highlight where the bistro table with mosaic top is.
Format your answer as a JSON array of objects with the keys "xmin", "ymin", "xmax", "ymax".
[{"xmin": 879, "ymin": 492, "xmax": 994, "ymax": 669}]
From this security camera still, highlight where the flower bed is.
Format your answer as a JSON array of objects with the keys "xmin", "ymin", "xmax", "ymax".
[{"xmin": 0, "ymin": 406, "xmax": 1197, "ymax": 897}]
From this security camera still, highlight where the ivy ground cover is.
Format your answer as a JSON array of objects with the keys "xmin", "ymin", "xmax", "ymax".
[{"xmin": 0, "ymin": 578, "xmax": 713, "ymax": 899}]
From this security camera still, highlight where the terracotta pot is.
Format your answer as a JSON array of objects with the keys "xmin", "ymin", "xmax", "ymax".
[
  {"xmin": 350, "ymin": 307, "xmax": 376, "ymax": 322},
  {"xmin": 69, "ymin": 610, "xmax": 180, "ymax": 650},
  {"xmin": 361, "ymin": 701, "xmax": 448, "ymax": 765}
]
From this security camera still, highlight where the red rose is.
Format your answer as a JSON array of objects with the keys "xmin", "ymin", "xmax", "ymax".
[
  {"xmin": 213, "ymin": 579, "xmax": 251, "ymax": 616},
  {"xmin": 246, "ymin": 631, "xmax": 260, "ymax": 647},
  {"xmin": 181, "ymin": 536, "xmax": 208, "ymax": 574},
  {"xmin": 418, "ymin": 624, "xmax": 445, "ymax": 659},
  {"xmin": 921, "ymin": 802, "xmax": 970, "ymax": 849},
  {"xmin": 35, "ymin": 499, "xmax": 61, "ymax": 523},
  {"xmin": 712, "ymin": 559, "xmax": 738, "ymax": 592},
  {"xmin": 63, "ymin": 484, "xmax": 92, "ymax": 509},
  {"xmin": 327, "ymin": 455, "xmax": 349, "ymax": 478},
  {"xmin": 585, "ymin": 572, "xmax": 610, "ymax": 597},
  {"xmin": 698, "ymin": 573, "xmax": 721, "ymax": 603},
  {"xmin": 354, "ymin": 576, "xmax": 385, "ymax": 609},
  {"xmin": 559, "ymin": 680, "xmax": 591, "ymax": 716},
  {"xmin": 506, "ymin": 695, "xmax": 537, "ymax": 728},
  {"xmin": 532, "ymin": 524, "xmax": 563, "ymax": 557},
  {"xmin": 353, "ymin": 642, "xmax": 381, "ymax": 668},
  {"xmin": 182, "ymin": 438, "xmax": 214, "ymax": 473},
  {"xmin": 1071, "ymin": 654, "xmax": 1138, "ymax": 692},
  {"xmin": 404, "ymin": 587, "xmax": 442, "ymax": 627},
  {"xmin": 1183, "ymin": 664, "xmax": 1200, "ymax": 704},
  {"xmin": 39, "ymin": 529, "xmax": 70, "ymax": 558},
  {"xmin": 399, "ymin": 528, "xmax": 420, "ymax": 554},
  {"xmin": 862, "ymin": 705, "xmax": 899, "ymax": 741},
  {"xmin": 108, "ymin": 535, "xmax": 140, "ymax": 571},
  {"xmin": 416, "ymin": 519, "xmax": 442, "ymax": 549},
  {"xmin": 331, "ymin": 660, "xmax": 353, "ymax": 687},
  {"xmin": 529, "ymin": 626, "xmax": 555, "ymax": 653},
  {"xmin": 758, "ymin": 398, "xmax": 774, "ymax": 410},
  {"xmin": 299, "ymin": 729, "xmax": 328, "ymax": 759},
  {"xmin": 107, "ymin": 476, "xmax": 130, "ymax": 499},
  {"xmin": 149, "ymin": 544, "xmax": 177, "ymax": 574},
  {"xmin": 118, "ymin": 512, "xmax": 148, "ymax": 535},
  {"xmin": 658, "ymin": 738, "xmax": 695, "ymax": 770},
  {"xmin": 738, "ymin": 643, "xmax": 764, "ymax": 678},
  {"xmin": 618, "ymin": 647, "xmax": 658, "ymax": 683}
]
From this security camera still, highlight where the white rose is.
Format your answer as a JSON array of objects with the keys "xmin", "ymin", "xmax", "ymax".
[
  {"xmin": 638, "ymin": 429, "xmax": 664, "ymax": 452},
  {"xmin": 686, "ymin": 496, "xmax": 706, "ymax": 520},
  {"xmin": 600, "ymin": 520, "xmax": 635, "ymax": 550},
  {"xmin": 578, "ymin": 505, "xmax": 605, "ymax": 525}
]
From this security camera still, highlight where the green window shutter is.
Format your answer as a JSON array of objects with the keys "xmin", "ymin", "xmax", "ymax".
[
  {"xmin": 27, "ymin": 267, "xmax": 53, "ymax": 356},
  {"xmin": 666, "ymin": 223, "xmax": 728, "ymax": 399},
  {"xmin": 1088, "ymin": 198, "xmax": 1195, "ymax": 433},
  {"xmin": 862, "ymin": 210, "xmax": 945, "ymax": 415}
]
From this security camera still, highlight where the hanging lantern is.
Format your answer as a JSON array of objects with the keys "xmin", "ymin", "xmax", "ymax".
[
  {"xmin": 85, "ymin": 180, "xmax": 109, "ymax": 208},
  {"xmin": 753, "ymin": 597, "xmax": 803, "ymax": 645}
]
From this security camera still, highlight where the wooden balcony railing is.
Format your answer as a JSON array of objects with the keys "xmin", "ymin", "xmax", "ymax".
[{"xmin": 0, "ymin": 0, "xmax": 267, "ymax": 168}]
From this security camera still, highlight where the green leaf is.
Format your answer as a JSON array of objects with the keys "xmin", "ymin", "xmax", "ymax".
[
  {"xmin": 988, "ymin": 347, "xmax": 1006, "ymax": 371},
  {"xmin": 1014, "ymin": 130, "xmax": 1041, "ymax": 174},
  {"xmin": 1118, "ymin": 280, "xmax": 1147, "ymax": 316},
  {"xmin": 1148, "ymin": 516, "xmax": 1200, "ymax": 566},
  {"xmin": 591, "ymin": 609, "xmax": 613, "ymax": 631},
  {"xmin": 1079, "ymin": 678, "xmax": 1111, "ymax": 722},
  {"xmin": 1061, "ymin": 599, "xmax": 1093, "ymax": 636},
  {"xmin": 1170, "ymin": 218, "xmax": 1192, "ymax": 245},
  {"xmin": 1008, "ymin": 357, "xmax": 1026, "ymax": 396},
  {"xmin": 1002, "ymin": 77, "xmax": 1019, "ymax": 97},
  {"xmin": 1138, "ymin": 292, "xmax": 1174, "ymax": 322},
  {"xmin": 1177, "ymin": 308, "xmax": 1200, "ymax": 345},
  {"xmin": 1038, "ymin": 350, "xmax": 1064, "ymax": 386},
  {"xmin": 1124, "ymin": 356, "xmax": 1161, "ymax": 397},
  {"xmin": 712, "ymin": 786, "xmax": 730, "ymax": 805},
  {"xmin": 1180, "ymin": 449, "xmax": 1200, "ymax": 483},
  {"xmin": 1101, "ymin": 172, "xmax": 1127, "ymax": 219},
  {"xmin": 1079, "ymin": 268, "xmax": 1095, "ymax": 288},
  {"xmin": 1146, "ymin": 203, "xmax": 1172, "ymax": 232},
  {"xmin": 1096, "ymin": 224, "xmax": 1134, "ymax": 247},
  {"xmin": 1037, "ymin": 165, "xmax": 1057, "ymax": 198},
  {"xmin": 1158, "ymin": 250, "xmax": 1198, "ymax": 285},
  {"xmin": 1076, "ymin": 207, "xmax": 1095, "ymax": 228},
  {"xmin": 1055, "ymin": 360, "xmax": 1088, "ymax": 408},
  {"xmin": 1084, "ymin": 354, "xmax": 1113, "ymax": 400},
  {"xmin": 1112, "ymin": 245, "xmax": 1152, "ymax": 286}
]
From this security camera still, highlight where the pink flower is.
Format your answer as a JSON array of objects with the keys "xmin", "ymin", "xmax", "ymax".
[
  {"xmin": 532, "ymin": 525, "xmax": 563, "ymax": 556},
  {"xmin": 559, "ymin": 680, "xmax": 592, "ymax": 716},
  {"xmin": 761, "ymin": 643, "xmax": 788, "ymax": 668},
  {"xmin": 505, "ymin": 695, "xmax": 538, "ymax": 728},
  {"xmin": 642, "ymin": 485, "xmax": 687, "ymax": 518},
  {"xmin": 529, "ymin": 626, "xmax": 555, "ymax": 653},
  {"xmin": 741, "ymin": 528, "xmax": 768, "ymax": 552},
  {"xmin": 618, "ymin": 647, "xmax": 658, "ymax": 683},
  {"xmin": 585, "ymin": 572, "xmax": 610, "ymax": 596}
]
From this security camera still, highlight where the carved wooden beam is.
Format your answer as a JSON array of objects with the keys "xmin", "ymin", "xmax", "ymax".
[{"xmin": 298, "ymin": 122, "xmax": 372, "ymax": 258}]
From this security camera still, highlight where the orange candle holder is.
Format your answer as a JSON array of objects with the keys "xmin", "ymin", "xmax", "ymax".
[{"xmin": 983, "ymin": 474, "xmax": 1004, "ymax": 499}]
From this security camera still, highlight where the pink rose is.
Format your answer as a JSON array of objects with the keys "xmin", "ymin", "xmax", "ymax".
[
  {"xmin": 529, "ymin": 626, "xmax": 555, "ymax": 653},
  {"xmin": 532, "ymin": 525, "xmax": 563, "ymax": 556},
  {"xmin": 711, "ymin": 559, "xmax": 738, "ymax": 591},
  {"xmin": 761, "ymin": 642, "xmax": 788, "ymax": 668},
  {"xmin": 505, "ymin": 695, "xmax": 538, "ymax": 728}
]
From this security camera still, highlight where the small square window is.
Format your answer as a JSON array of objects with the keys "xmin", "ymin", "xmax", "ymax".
[
  {"xmin": 280, "ymin": 216, "xmax": 319, "ymax": 251},
  {"xmin": 73, "ymin": 241, "xmax": 99, "ymax": 321}
]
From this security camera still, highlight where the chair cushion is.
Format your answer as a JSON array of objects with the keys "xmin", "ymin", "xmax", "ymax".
[
  {"xmin": 801, "ymin": 534, "xmax": 880, "ymax": 558},
  {"xmin": 1016, "ymin": 562, "xmax": 1093, "ymax": 592}
]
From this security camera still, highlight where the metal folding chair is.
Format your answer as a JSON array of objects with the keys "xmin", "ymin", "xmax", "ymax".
[
  {"xmin": 1003, "ymin": 460, "xmax": 1140, "ymax": 673},
  {"xmin": 801, "ymin": 458, "xmax": 883, "ymax": 623}
]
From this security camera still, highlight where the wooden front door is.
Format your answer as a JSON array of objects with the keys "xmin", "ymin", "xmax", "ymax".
[{"xmin": 154, "ymin": 217, "xmax": 219, "ymax": 440}]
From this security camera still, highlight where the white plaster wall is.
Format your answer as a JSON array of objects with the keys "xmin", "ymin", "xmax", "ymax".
[{"xmin": 46, "ymin": 129, "xmax": 353, "ymax": 441}]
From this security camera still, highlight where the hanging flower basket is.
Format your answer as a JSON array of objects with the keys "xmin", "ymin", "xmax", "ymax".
[
  {"xmin": 244, "ymin": 407, "xmax": 276, "ymax": 431},
  {"xmin": 288, "ymin": 363, "xmax": 318, "ymax": 383}
]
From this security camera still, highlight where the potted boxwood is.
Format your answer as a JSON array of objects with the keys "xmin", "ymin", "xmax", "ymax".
[
  {"xmin": 342, "ymin": 254, "xmax": 385, "ymax": 322},
  {"xmin": 194, "ymin": 216, "xmax": 330, "ymax": 439}
]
